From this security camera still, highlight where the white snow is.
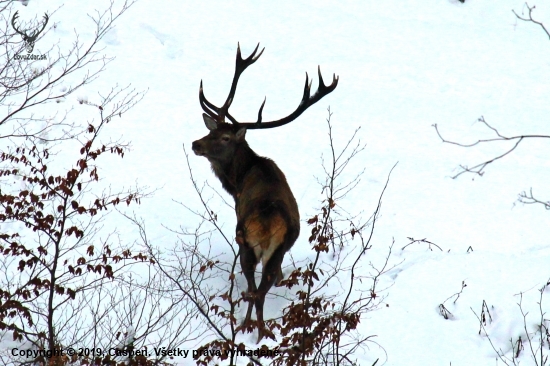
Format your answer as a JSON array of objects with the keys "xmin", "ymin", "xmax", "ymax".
[{"xmin": 2, "ymin": 0, "xmax": 550, "ymax": 365}]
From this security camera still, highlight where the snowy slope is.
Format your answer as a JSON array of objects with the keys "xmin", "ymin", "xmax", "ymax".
[{"xmin": 3, "ymin": 0, "xmax": 550, "ymax": 365}]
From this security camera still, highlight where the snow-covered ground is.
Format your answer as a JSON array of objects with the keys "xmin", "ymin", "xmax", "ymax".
[{"xmin": 3, "ymin": 0, "xmax": 550, "ymax": 364}]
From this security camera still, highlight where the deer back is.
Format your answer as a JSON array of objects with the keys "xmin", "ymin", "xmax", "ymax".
[{"xmin": 235, "ymin": 154, "xmax": 300, "ymax": 239}]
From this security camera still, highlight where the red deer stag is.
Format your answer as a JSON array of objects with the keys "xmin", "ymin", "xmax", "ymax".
[{"xmin": 192, "ymin": 43, "xmax": 338, "ymax": 342}]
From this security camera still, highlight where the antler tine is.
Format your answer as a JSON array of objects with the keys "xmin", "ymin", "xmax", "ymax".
[
  {"xmin": 311, "ymin": 65, "xmax": 338, "ymax": 102},
  {"xmin": 198, "ymin": 43, "xmax": 265, "ymax": 124},
  {"xmin": 240, "ymin": 65, "xmax": 339, "ymax": 129},
  {"xmin": 11, "ymin": 11, "xmax": 25, "ymax": 37},
  {"xmin": 256, "ymin": 97, "xmax": 266, "ymax": 124},
  {"xmin": 218, "ymin": 43, "xmax": 264, "ymax": 121},
  {"xmin": 199, "ymin": 80, "xmax": 221, "ymax": 122},
  {"xmin": 236, "ymin": 42, "xmax": 265, "ymax": 64}
]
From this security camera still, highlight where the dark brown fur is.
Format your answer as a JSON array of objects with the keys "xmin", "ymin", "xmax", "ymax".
[{"xmin": 192, "ymin": 116, "xmax": 300, "ymax": 342}]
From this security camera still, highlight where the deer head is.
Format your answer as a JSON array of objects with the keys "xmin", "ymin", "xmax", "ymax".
[{"xmin": 192, "ymin": 114, "xmax": 247, "ymax": 166}]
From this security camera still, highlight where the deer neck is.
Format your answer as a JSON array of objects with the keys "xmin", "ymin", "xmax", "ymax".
[{"xmin": 210, "ymin": 142, "xmax": 258, "ymax": 201}]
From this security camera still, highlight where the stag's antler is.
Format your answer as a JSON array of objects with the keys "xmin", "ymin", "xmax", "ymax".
[
  {"xmin": 200, "ymin": 43, "xmax": 264, "ymax": 124},
  {"xmin": 199, "ymin": 43, "xmax": 339, "ymax": 129}
]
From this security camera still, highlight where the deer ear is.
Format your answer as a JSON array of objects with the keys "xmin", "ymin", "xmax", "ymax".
[
  {"xmin": 236, "ymin": 127, "xmax": 247, "ymax": 141},
  {"xmin": 202, "ymin": 114, "xmax": 218, "ymax": 130}
]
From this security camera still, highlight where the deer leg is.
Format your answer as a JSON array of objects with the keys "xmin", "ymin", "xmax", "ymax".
[
  {"xmin": 255, "ymin": 246, "xmax": 286, "ymax": 342},
  {"xmin": 274, "ymin": 264, "xmax": 284, "ymax": 287},
  {"xmin": 238, "ymin": 239, "xmax": 258, "ymax": 327}
]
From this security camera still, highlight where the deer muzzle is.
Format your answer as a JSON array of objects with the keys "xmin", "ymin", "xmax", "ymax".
[{"xmin": 191, "ymin": 140, "xmax": 204, "ymax": 156}]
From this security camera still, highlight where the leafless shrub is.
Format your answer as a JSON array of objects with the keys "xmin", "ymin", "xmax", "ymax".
[
  {"xmin": 0, "ymin": 1, "xmax": 198, "ymax": 364},
  {"xmin": 472, "ymin": 280, "xmax": 549, "ymax": 366}
]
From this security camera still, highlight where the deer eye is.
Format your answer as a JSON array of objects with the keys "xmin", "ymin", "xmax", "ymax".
[{"xmin": 221, "ymin": 136, "xmax": 230, "ymax": 142}]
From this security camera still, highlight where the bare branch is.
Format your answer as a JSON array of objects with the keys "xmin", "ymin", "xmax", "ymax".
[
  {"xmin": 434, "ymin": 116, "xmax": 550, "ymax": 179},
  {"xmin": 513, "ymin": 3, "xmax": 550, "ymax": 40}
]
